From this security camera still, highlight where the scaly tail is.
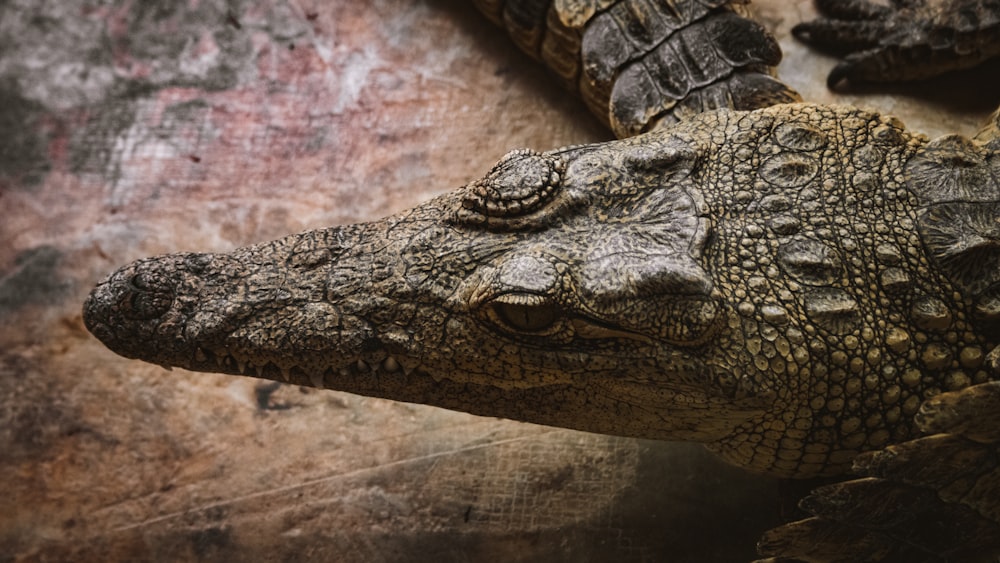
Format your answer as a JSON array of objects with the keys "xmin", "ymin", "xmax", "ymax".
[{"xmin": 472, "ymin": 0, "xmax": 801, "ymax": 137}]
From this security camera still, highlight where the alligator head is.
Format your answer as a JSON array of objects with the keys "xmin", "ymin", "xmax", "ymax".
[{"xmin": 88, "ymin": 104, "xmax": 988, "ymax": 477}]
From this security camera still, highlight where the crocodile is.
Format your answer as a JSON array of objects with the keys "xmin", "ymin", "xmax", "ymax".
[{"xmin": 83, "ymin": 1, "xmax": 1000, "ymax": 561}]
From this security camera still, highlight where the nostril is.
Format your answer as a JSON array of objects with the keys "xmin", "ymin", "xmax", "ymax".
[
  {"xmin": 128, "ymin": 272, "xmax": 155, "ymax": 291},
  {"xmin": 122, "ymin": 289, "xmax": 173, "ymax": 320},
  {"xmin": 113, "ymin": 269, "xmax": 175, "ymax": 321}
]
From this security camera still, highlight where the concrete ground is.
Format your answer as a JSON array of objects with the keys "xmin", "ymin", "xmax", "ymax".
[{"xmin": 2, "ymin": 1, "xmax": 997, "ymax": 561}]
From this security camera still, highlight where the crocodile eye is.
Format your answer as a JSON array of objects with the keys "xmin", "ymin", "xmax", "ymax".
[
  {"xmin": 494, "ymin": 302, "xmax": 559, "ymax": 332},
  {"xmin": 486, "ymin": 294, "xmax": 561, "ymax": 334}
]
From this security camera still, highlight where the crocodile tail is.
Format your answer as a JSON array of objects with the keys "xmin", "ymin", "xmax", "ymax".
[{"xmin": 472, "ymin": 0, "xmax": 801, "ymax": 138}]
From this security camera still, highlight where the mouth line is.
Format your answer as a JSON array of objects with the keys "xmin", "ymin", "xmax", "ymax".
[{"xmin": 186, "ymin": 346, "xmax": 422, "ymax": 390}]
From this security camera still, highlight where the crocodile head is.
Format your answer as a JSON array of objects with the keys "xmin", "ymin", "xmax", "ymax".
[
  {"xmin": 84, "ymin": 129, "xmax": 768, "ymax": 443},
  {"xmin": 87, "ymin": 104, "xmax": 995, "ymax": 477}
]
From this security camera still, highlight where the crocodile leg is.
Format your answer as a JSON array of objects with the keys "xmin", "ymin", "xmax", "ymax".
[
  {"xmin": 757, "ymin": 380, "xmax": 1000, "ymax": 562},
  {"xmin": 794, "ymin": 0, "xmax": 1000, "ymax": 88},
  {"xmin": 473, "ymin": 0, "xmax": 801, "ymax": 136}
]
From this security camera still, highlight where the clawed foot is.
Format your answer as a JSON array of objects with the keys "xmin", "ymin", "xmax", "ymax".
[
  {"xmin": 794, "ymin": 0, "xmax": 1000, "ymax": 88},
  {"xmin": 756, "ymin": 380, "xmax": 1000, "ymax": 562}
]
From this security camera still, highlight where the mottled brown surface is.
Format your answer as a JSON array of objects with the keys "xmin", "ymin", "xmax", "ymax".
[{"xmin": 1, "ymin": 0, "xmax": 997, "ymax": 561}]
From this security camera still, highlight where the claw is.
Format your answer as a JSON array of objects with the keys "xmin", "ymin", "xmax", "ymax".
[
  {"xmin": 916, "ymin": 380, "xmax": 1000, "ymax": 443},
  {"xmin": 757, "ymin": 516, "xmax": 895, "ymax": 560},
  {"xmin": 826, "ymin": 60, "xmax": 855, "ymax": 89},
  {"xmin": 792, "ymin": 19, "xmax": 884, "ymax": 52},
  {"xmin": 815, "ymin": 0, "xmax": 891, "ymax": 20},
  {"xmin": 852, "ymin": 434, "xmax": 992, "ymax": 489},
  {"xmin": 796, "ymin": 0, "xmax": 1000, "ymax": 86}
]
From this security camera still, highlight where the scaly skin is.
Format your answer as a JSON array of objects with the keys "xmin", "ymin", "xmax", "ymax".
[
  {"xmin": 473, "ymin": 0, "xmax": 800, "ymax": 136},
  {"xmin": 84, "ymin": 102, "xmax": 1000, "ymax": 480}
]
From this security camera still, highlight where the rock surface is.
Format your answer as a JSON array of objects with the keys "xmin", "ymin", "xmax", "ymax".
[{"xmin": 1, "ymin": 0, "xmax": 997, "ymax": 561}]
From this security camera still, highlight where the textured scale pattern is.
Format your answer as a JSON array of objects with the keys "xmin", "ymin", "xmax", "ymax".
[
  {"xmin": 456, "ymin": 149, "xmax": 567, "ymax": 227},
  {"xmin": 670, "ymin": 106, "xmax": 999, "ymax": 475}
]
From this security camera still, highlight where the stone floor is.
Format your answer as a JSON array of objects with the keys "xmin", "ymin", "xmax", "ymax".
[{"xmin": 1, "ymin": 1, "xmax": 998, "ymax": 561}]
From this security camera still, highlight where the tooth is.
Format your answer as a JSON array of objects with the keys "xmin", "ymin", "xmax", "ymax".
[
  {"xmin": 339, "ymin": 367, "xmax": 350, "ymax": 378},
  {"xmin": 308, "ymin": 371, "xmax": 325, "ymax": 389},
  {"xmin": 215, "ymin": 354, "xmax": 225, "ymax": 368},
  {"xmin": 236, "ymin": 359, "xmax": 246, "ymax": 374},
  {"xmin": 357, "ymin": 359, "xmax": 369, "ymax": 372},
  {"xmin": 383, "ymin": 356, "xmax": 400, "ymax": 372},
  {"xmin": 280, "ymin": 367, "xmax": 291, "ymax": 382},
  {"xmin": 402, "ymin": 363, "xmax": 415, "ymax": 376},
  {"xmin": 195, "ymin": 348, "xmax": 207, "ymax": 362},
  {"xmin": 255, "ymin": 365, "xmax": 264, "ymax": 378},
  {"xmin": 159, "ymin": 364, "xmax": 174, "ymax": 371}
]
